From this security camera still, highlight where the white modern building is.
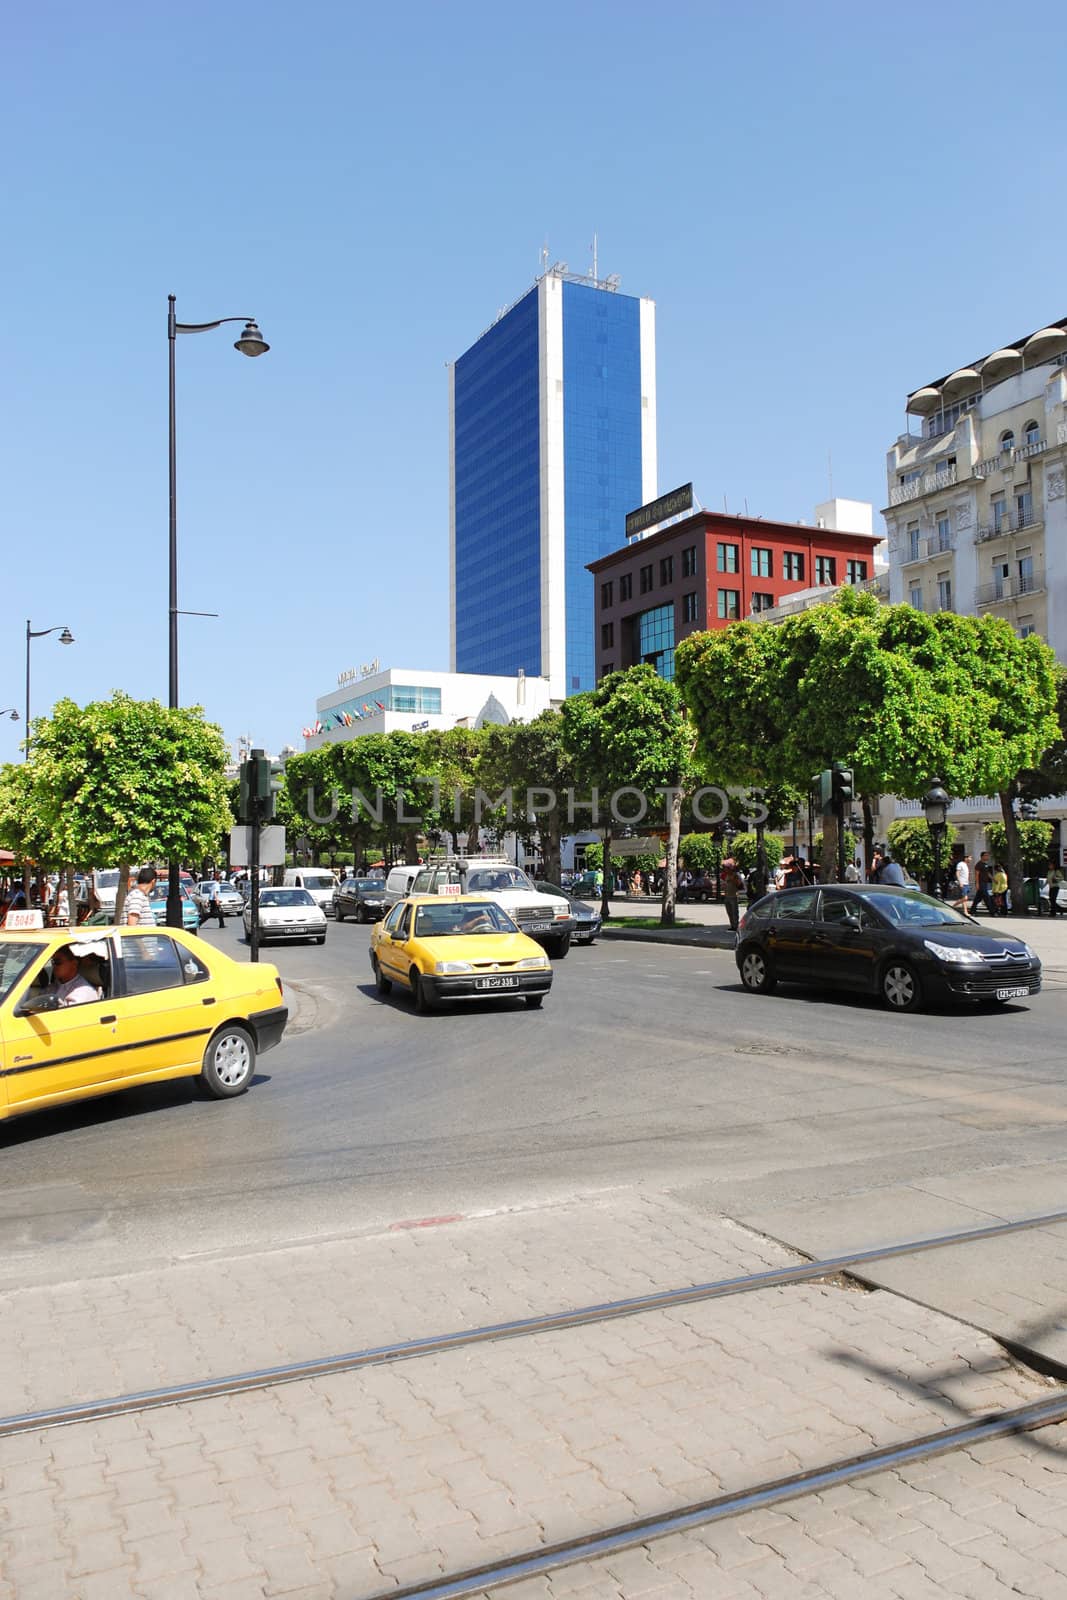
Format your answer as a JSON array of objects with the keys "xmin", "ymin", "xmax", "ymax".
[
  {"xmin": 303, "ymin": 665, "xmax": 555, "ymax": 750},
  {"xmin": 884, "ymin": 319, "xmax": 1067, "ymax": 652}
]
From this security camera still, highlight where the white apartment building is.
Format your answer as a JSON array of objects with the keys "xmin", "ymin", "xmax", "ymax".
[
  {"xmin": 303, "ymin": 665, "xmax": 555, "ymax": 750},
  {"xmin": 884, "ymin": 319, "xmax": 1067, "ymax": 651}
]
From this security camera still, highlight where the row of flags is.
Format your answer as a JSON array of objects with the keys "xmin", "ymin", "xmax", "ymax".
[{"xmin": 301, "ymin": 701, "xmax": 387, "ymax": 739}]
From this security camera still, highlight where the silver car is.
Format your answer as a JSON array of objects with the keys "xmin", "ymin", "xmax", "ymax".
[{"xmin": 243, "ymin": 887, "xmax": 327, "ymax": 945}]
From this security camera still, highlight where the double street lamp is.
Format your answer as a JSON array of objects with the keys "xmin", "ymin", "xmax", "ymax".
[
  {"xmin": 923, "ymin": 778, "xmax": 950, "ymax": 898},
  {"xmin": 166, "ymin": 296, "xmax": 269, "ymax": 926},
  {"xmin": 25, "ymin": 622, "xmax": 74, "ymax": 757}
]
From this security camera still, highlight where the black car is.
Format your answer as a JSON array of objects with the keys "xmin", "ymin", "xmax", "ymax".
[
  {"xmin": 534, "ymin": 882, "xmax": 601, "ymax": 944},
  {"xmin": 334, "ymin": 877, "xmax": 388, "ymax": 923},
  {"xmin": 735, "ymin": 884, "xmax": 1041, "ymax": 1012}
]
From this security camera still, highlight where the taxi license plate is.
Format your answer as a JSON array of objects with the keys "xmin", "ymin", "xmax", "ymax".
[
  {"xmin": 475, "ymin": 975, "xmax": 519, "ymax": 990},
  {"xmin": 995, "ymin": 986, "xmax": 1028, "ymax": 1000}
]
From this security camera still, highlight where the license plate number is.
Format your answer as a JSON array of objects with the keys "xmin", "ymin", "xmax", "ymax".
[
  {"xmin": 475, "ymin": 975, "xmax": 519, "ymax": 990},
  {"xmin": 995, "ymin": 986, "xmax": 1028, "ymax": 1000},
  {"xmin": 525, "ymin": 922, "xmax": 550, "ymax": 933}
]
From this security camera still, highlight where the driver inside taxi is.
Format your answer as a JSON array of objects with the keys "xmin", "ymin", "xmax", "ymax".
[
  {"xmin": 46, "ymin": 945, "xmax": 101, "ymax": 1007},
  {"xmin": 458, "ymin": 905, "xmax": 494, "ymax": 933}
]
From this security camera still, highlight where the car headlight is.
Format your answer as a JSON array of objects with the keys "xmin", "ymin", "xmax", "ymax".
[
  {"xmin": 923, "ymin": 939, "xmax": 983, "ymax": 964},
  {"xmin": 517, "ymin": 956, "xmax": 549, "ymax": 970},
  {"xmin": 1020, "ymin": 943, "xmax": 1037, "ymax": 961},
  {"xmin": 435, "ymin": 960, "xmax": 473, "ymax": 974}
]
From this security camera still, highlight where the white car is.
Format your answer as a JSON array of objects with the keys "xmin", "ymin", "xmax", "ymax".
[
  {"xmin": 195, "ymin": 880, "xmax": 244, "ymax": 917},
  {"xmin": 409, "ymin": 859, "xmax": 576, "ymax": 957},
  {"xmin": 243, "ymin": 887, "xmax": 327, "ymax": 945}
]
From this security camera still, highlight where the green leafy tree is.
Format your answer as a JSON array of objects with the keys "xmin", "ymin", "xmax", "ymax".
[
  {"xmin": 886, "ymin": 818, "xmax": 960, "ymax": 882},
  {"xmin": 1015, "ymin": 667, "xmax": 1067, "ymax": 804},
  {"xmin": 421, "ymin": 727, "xmax": 491, "ymax": 852},
  {"xmin": 731, "ymin": 832, "xmax": 784, "ymax": 875},
  {"xmin": 680, "ymin": 833, "xmax": 722, "ymax": 874},
  {"xmin": 28, "ymin": 694, "xmax": 231, "ymax": 914},
  {"xmin": 479, "ymin": 713, "xmax": 576, "ymax": 885},
  {"xmin": 987, "ymin": 820, "xmax": 1053, "ymax": 874},
  {"xmin": 812, "ymin": 830, "xmax": 858, "ymax": 869}
]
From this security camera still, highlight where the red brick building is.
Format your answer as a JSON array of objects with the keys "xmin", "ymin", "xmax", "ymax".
[{"xmin": 587, "ymin": 509, "xmax": 882, "ymax": 680}]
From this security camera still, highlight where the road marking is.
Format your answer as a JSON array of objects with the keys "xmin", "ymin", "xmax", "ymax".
[{"xmin": 388, "ymin": 1214, "xmax": 465, "ymax": 1231}]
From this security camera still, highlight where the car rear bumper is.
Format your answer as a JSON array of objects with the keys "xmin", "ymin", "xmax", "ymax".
[
  {"xmin": 248, "ymin": 1004, "xmax": 289, "ymax": 1052},
  {"xmin": 422, "ymin": 971, "xmax": 553, "ymax": 1002}
]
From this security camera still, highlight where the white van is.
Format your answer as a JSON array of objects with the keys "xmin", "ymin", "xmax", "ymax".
[
  {"xmin": 383, "ymin": 864, "xmax": 423, "ymax": 908},
  {"xmin": 283, "ymin": 868, "xmax": 337, "ymax": 916}
]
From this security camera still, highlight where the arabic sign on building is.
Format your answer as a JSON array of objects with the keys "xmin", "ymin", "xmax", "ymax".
[{"xmin": 625, "ymin": 483, "xmax": 693, "ymax": 540}]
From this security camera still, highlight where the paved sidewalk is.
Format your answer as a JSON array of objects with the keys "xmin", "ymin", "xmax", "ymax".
[{"xmin": 2, "ymin": 1189, "xmax": 1066, "ymax": 1599}]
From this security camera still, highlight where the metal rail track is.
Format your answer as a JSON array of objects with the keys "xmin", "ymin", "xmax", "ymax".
[
  {"xmin": 359, "ymin": 1392, "xmax": 1067, "ymax": 1600},
  {"xmin": 2, "ymin": 1204, "xmax": 1065, "ymax": 1440}
]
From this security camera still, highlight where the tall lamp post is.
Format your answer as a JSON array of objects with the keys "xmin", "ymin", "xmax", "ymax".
[
  {"xmin": 25, "ymin": 623, "xmax": 74, "ymax": 757},
  {"xmin": 167, "ymin": 295, "xmax": 269, "ymax": 927},
  {"xmin": 923, "ymin": 778, "xmax": 950, "ymax": 898},
  {"xmin": 0, "ymin": 709, "xmax": 19, "ymax": 722}
]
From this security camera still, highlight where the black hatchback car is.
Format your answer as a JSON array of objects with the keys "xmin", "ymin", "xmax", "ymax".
[
  {"xmin": 735, "ymin": 884, "xmax": 1041, "ymax": 1012},
  {"xmin": 334, "ymin": 877, "xmax": 388, "ymax": 923}
]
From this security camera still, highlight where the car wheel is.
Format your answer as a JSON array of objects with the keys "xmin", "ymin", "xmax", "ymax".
[
  {"xmin": 525, "ymin": 994, "xmax": 544, "ymax": 1009},
  {"xmin": 200, "ymin": 1025, "xmax": 255, "ymax": 1098},
  {"xmin": 335, "ymin": 906, "xmax": 344, "ymax": 922},
  {"xmin": 373, "ymin": 956, "xmax": 391, "ymax": 995},
  {"xmin": 739, "ymin": 946, "xmax": 776, "ymax": 994},
  {"xmin": 412, "ymin": 969, "xmax": 433, "ymax": 1012},
  {"xmin": 549, "ymin": 934, "xmax": 570, "ymax": 959},
  {"xmin": 881, "ymin": 959, "xmax": 922, "ymax": 1012}
]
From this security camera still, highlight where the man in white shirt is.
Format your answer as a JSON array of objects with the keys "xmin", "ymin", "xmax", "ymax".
[
  {"xmin": 48, "ymin": 946, "xmax": 101, "ymax": 1007},
  {"xmin": 955, "ymin": 855, "xmax": 971, "ymax": 913},
  {"xmin": 124, "ymin": 866, "xmax": 157, "ymax": 925}
]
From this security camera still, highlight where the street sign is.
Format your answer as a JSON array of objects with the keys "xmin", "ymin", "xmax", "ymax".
[
  {"xmin": 229, "ymin": 825, "xmax": 286, "ymax": 868},
  {"xmin": 611, "ymin": 837, "xmax": 666, "ymax": 856}
]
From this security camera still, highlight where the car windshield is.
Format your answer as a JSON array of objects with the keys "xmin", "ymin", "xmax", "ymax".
[
  {"xmin": 354, "ymin": 879, "xmax": 385, "ymax": 890},
  {"xmin": 95, "ymin": 870, "xmax": 119, "ymax": 889},
  {"xmin": 0, "ymin": 941, "xmax": 46, "ymax": 1005},
  {"xmin": 414, "ymin": 901, "xmax": 518, "ymax": 937},
  {"xmin": 856, "ymin": 888, "xmax": 973, "ymax": 927},
  {"xmin": 261, "ymin": 889, "xmax": 314, "ymax": 907},
  {"xmin": 465, "ymin": 869, "xmax": 533, "ymax": 892},
  {"xmin": 301, "ymin": 874, "xmax": 334, "ymax": 890}
]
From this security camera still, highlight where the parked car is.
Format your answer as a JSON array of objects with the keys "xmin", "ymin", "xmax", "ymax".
[
  {"xmin": 383, "ymin": 864, "xmax": 424, "ymax": 909},
  {"xmin": 534, "ymin": 882, "xmax": 601, "ymax": 944},
  {"xmin": 194, "ymin": 880, "xmax": 244, "ymax": 917},
  {"xmin": 334, "ymin": 876, "xmax": 387, "ymax": 923},
  {"xmin": 369, "ymin": 895, "xmax": 551, "ymax": 1012},
  {"xmin": 735, "ymin": 883, "xmax": 1040, "ymax": 1012},
  {"xmin": 409, "ymin": 858, "xmax": 574, "ymax": 957},
  {"xmin": 245, "ymin": 887, "xmax": 326, "ymax": 945},
  {"xmin": 148, "ymin": 885, "xmax": 201, "ymax": 934},
  {"xmin": 0, "ymin": 924, "xmax": 287, "ymax": 1124}
]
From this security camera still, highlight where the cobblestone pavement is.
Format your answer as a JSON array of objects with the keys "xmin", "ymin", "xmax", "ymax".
[{"xmin": 1, "ymin": 1189, "xmax": 1065, "ymax": 1598}]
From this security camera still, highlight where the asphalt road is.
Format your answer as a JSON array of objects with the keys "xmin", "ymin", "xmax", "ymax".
[{"xmin": 2, "ymin": 915, "xmax": 1066, "ymax": 1291}]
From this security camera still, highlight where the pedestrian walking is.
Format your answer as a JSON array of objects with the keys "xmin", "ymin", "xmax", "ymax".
[
  {"xmin": 880, "ymin": 853, "xmax": 907, "ymax": 887},
  {"xmin": 721, "ymin": 858, "xmax": 742, "ymax": 933},
  {"xmin": 844, "ymin": 858, "xmax": 861, "ymax": 883},
  {"xmin": 203, "ymin": 876, "xmax": 225, "ymax": 929},
  {"xmin": 869, "ymin": 848, "xmax": 885, "ymax": 883},
  {"xmin": 992, "ymin": 862, "xmax": 1008, "ymax": 915},
  {"xmin": 123, "ymin": 867, "xmax": 156, "ymax": 925},
  {"xmin": 1048, "ymin": 858, "xmax": 1064, "ymax": 917},
  {"xmin": 955, "ymin": 854, "xmax": 971, "ymax": 914},
  {"xmin": 970, "ymin": 851, "xmax": 995, "ymax": 916}
]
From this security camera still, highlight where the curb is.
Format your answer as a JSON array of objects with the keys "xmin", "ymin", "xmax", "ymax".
[{"xmin": 601, "ymin": 926, "xmax": 738, "ymax": 951}]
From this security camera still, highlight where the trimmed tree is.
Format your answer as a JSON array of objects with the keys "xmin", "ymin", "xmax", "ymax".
[{"xmin": 886, "ymin": 818, "xmax": 959, "ymax": 883}]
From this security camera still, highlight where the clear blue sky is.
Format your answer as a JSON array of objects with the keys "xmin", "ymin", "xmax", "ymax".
[{"xmin": 4, "ymin": 0, "xmax": 1066, "ymax": 763}]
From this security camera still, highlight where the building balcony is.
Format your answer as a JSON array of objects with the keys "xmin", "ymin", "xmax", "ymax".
[
  {"xmin": 974, "ymin": 508, "xmax": 1042, "ymax": 543},
  {"xmin": 975, "ymin": 439, "xmax": 1046, "ymax": 477},
  {"xmin": 901, "ymin": 534, "xmax": 956, "ymax": 565},
  {"xmin": 888, "ymin": 463, "xmax": 958, "ymax": 507},
  {"xmin": 975, "ymin": 569, "xmax": 1045, "ymax": 607}
]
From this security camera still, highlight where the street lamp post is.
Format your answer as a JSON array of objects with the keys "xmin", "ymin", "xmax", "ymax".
[
  {"xmin": 25, "ymin": 623, "xmax": 74, "ymax": 757},
  {"xmin": 166, "ymin": 295, "xmax": 269, "ymax": 927},
  {"xmin": 0, "ymin": 709, "xmax": 19, "ymax": 721},
  {"xmin": 923, "ymin": 778, "xmax": 950, "ymax": 898}
]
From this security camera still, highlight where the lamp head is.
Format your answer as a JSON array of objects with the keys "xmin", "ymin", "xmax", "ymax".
[
  {"xmin": 234, "ymin": 320, "xmax": 269, "ymax": 357},
  {"xmin": 59, "ymin": 628, "xmax": 74, "ymax": 645},
  {"xmin": 8, "ymin": 709, "xmax": 18, "ymax": 721}
]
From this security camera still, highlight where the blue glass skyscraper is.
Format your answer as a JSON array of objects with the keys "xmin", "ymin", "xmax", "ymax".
[{"xmin": 450, "ymin": 267, "xmax": 656, "ymax": 697}]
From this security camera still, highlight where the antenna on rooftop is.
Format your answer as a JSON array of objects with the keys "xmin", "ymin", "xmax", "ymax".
[
  {"xmin": 540, "ymin": 239, "xmax": 549, "ymax": 273},
  {"xmin": 591, "ymin": 230, "xmax": 598, "ymax": 281}
]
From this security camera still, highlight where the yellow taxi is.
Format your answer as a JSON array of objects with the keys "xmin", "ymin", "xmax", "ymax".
[
  {"xmin": 369, "ymin": 895, "xmax": 552, "ymax": 1012},
  {"xmin": 0, "ymin": 925, "xmax": 288, "ymax": 1125}
]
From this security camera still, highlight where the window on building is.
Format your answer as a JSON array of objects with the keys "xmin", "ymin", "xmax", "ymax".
[
  {"xmin": 1000, "ymin": 430, "xmax": 1015, "ymax": 455},
  {"xmin": 633, "ymin": 603, "xmax": 675, "ymax": 680},
  {"xmin": 909, "ymin": 584, "xmax": 923, "ymax": 610},
  {"xmin": 600, "ymin": 662, "xmax": 614, "ymax": 677},
  {"xmin": 846, "ymin": 559, "xmax": 868, "ymax": 584},
  {"xmin": 1018, "ymin": 551, "xmax": 1034, "ymax": 591},
  {"xmin": 750, "ymin": 547, "xmax": 773, "ymax": 578},
  {"xmin": 1016, "ymin": 490, "xmax": 1033, "ymax": 528},
  {"xmin": 906, "ymin": 524, "xmax": 920, "ymax": 561},
  {"xmin": 782, "ymin": 551, "xmax": 804, "ymax": 582},
  {"xmin": 993, "ymin": 560, "xmax": 1009, "ymax": 600},
  {"xmin": 601, "ymin": 621, "xmax": 614, "ymax": 648},
  {"xmin": 815, "ymin": 555, "xmax": 836, "ymax": 586},
  {"xmin": 1017, "ymin": 617, "xmax": 1035, "ymax": 639},
  {"xmin": 750, "ymin": 592, "xmax": 774, "ymax": 613},
  {"xmin": 600, "ymin": 580, "xmax": 613, "ymax": 609},
  {"xmin": 659, "ymin": 555, "xmax": 674, "ymax": 585},
  {"xmin": 992, "ymin": 495, "xmax": 1007, "ymax": 532},
  {"xmin": 683, "ymin": 591, "xmax": 699, "ymax": 623},
  {"xmin": 1024, "ymin": 419, "xmax": 1041, "ymax": 449},
  {"xmin": 639, "ymin": 564, "xmax": 654, "ymax": 594},
  {"xmin": 936, "ymin": 514, "xmax": 951, "ymax": 551},
  {"xmin": 936, "ymin": 574, "xmax": 952, "ymax": 611},
  {"xmin": 619, "ymin": 573, "xmax": 633, "ymax": 602},
  {"xmin": 682, "ymin": 545, "xmax": 697, "ymax": 578},
  {"xmin": 717, "ymin": 589, "xmax": 741, "ymax": 620},
  {"xmin": 716, "ymin": 542, "xmax": 739, "ymax": 573}
]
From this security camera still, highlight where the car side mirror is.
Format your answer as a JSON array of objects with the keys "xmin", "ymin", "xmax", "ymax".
[
  {"xmin": 15, "ymin": 993, "xmax": 59, "ymax": 1017},
  {"xmin": 843, "ymin": 913, "xmax": 862, "ymax": 931}
]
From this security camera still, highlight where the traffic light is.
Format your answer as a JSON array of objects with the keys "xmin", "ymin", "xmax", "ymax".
[
  {"xmin": 831, "ymin": 763, "xmax": 854, "ymax": 809},
  {"xmin": 238, "ymin": 751, "xmax": 275, "ymax": 823},
  {"xmin": 817, "ymin": 768, "xmax": 834, "ymax": 815}
]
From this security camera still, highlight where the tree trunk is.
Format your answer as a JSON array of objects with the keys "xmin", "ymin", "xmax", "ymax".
[
  {"xmin": 64, "ymin": 864, "xmax": 76, "ymax": 928},
  {"xmin": 404, "ymin": 827, "xmax": 420, "ymax": 866},
  {"xmin": 999, "ymin": 791, "xmax": 1027, "ymax": 915},
  {"xmin": 114, "ymin": 863, "xmax": 131, "ymax": 922},
  {"xmin": 660, "ymin": 787, "xmax": 682, "ymax": 928},
  {"xmin": 820, "ymin": 812, "xmax": 838, "ymax": 882},
  {"xmin": 600, "ymin": 828, "xmax": 613, "ymax": 922},
  {"xmin": 861, "ymin": 794, "xmax": 875, "ymax": 878}
]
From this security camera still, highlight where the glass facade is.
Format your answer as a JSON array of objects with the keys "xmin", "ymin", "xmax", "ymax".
[
  {"xmin": 562, "ymin": 282, "xmax": 643, "ymax": 693},
  {"xmin": 634, "ymin": 602, "xmax": 675, "ymax": 680},
  {"xmin": 331, "ymin": 685, "xmax": 443, "ymax": 720},
  {"xmin": 453, "ymin": 288, "xmax": 542, "ymax": 676}
]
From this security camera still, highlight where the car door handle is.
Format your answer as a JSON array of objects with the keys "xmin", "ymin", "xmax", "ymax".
[
  {"xmin": 99, "ymin": 1015, "xmax": 117, "ymax": 1024},
  {"xmin": 811, "ymin": 933, "xmax": 832, "ymax": 945},
  {"xmin": 202, "ymin": 997, "xmax": 216, "ymax": 1006}
]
